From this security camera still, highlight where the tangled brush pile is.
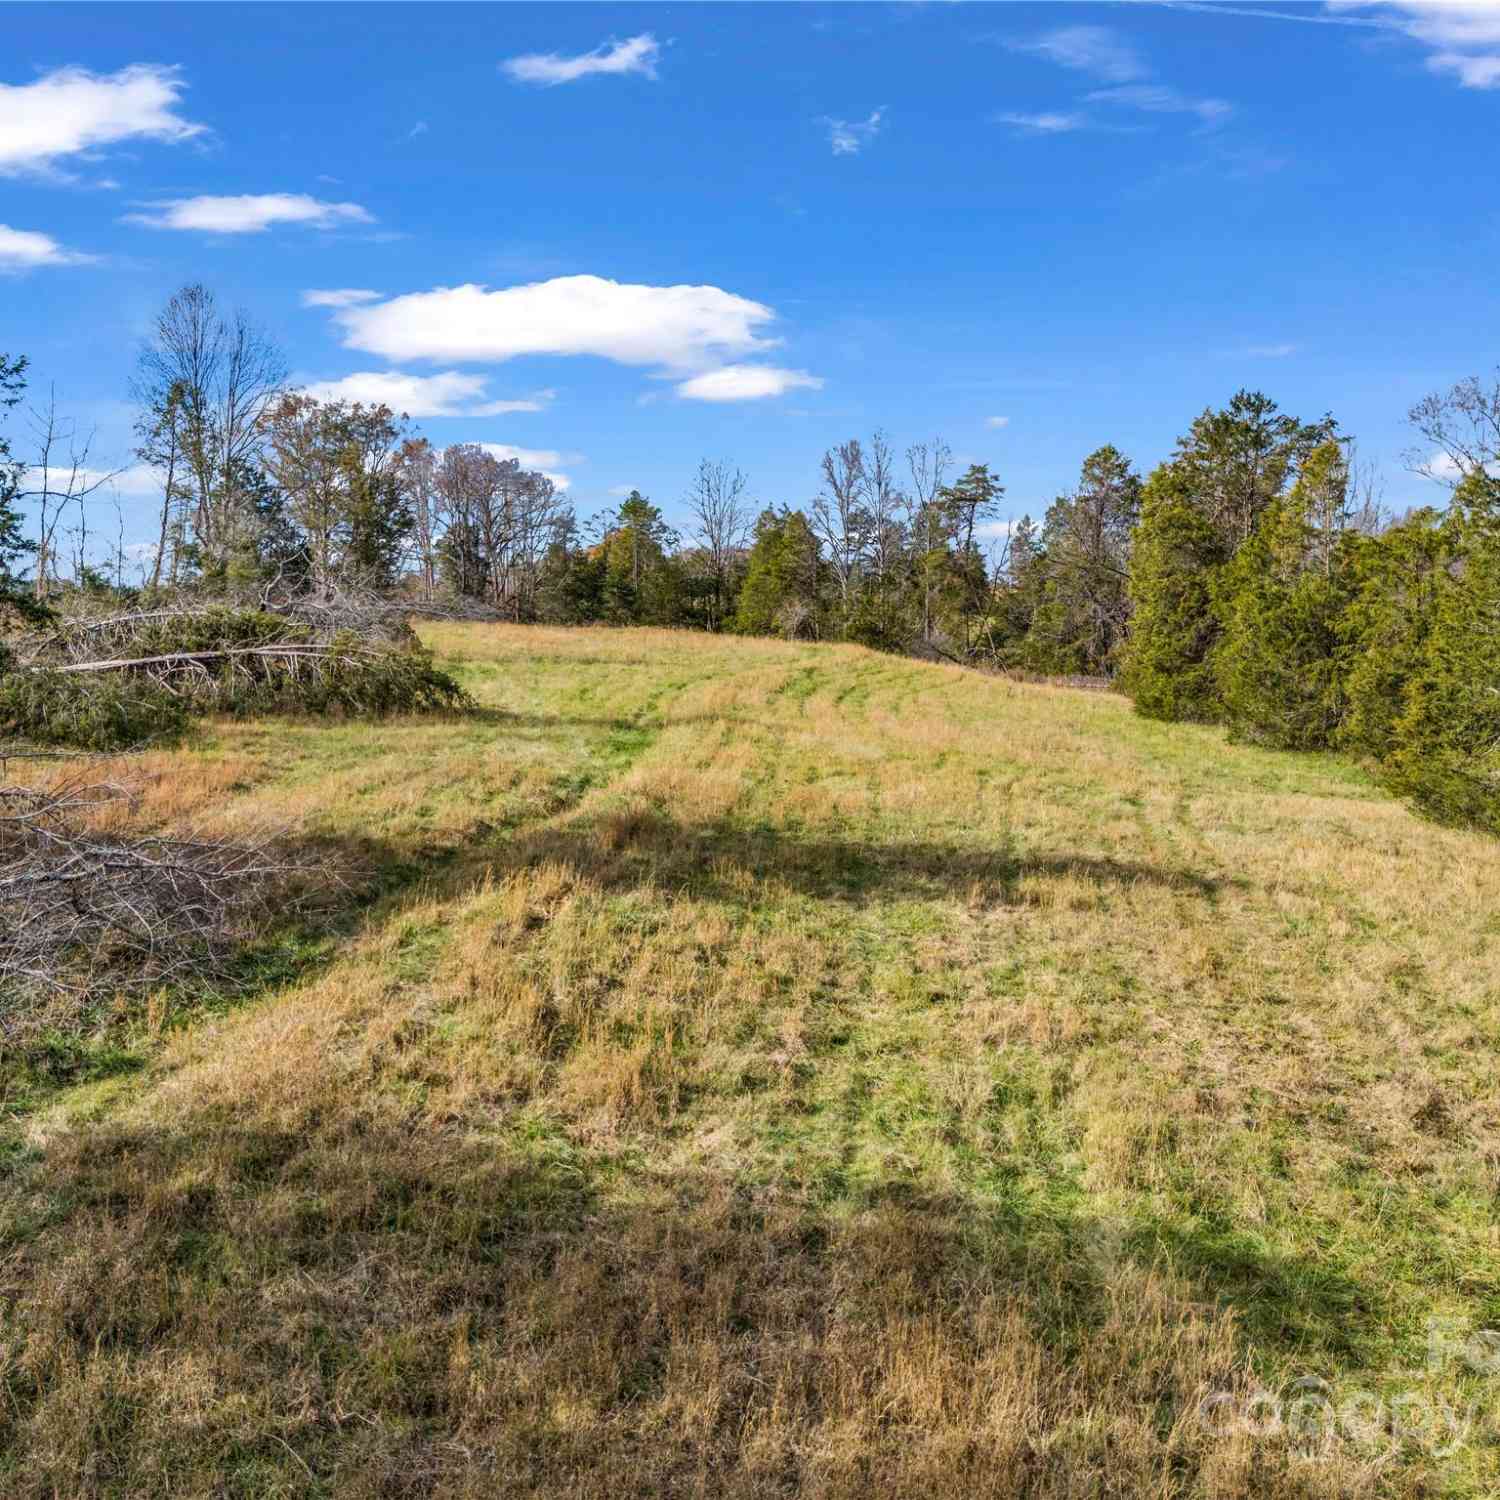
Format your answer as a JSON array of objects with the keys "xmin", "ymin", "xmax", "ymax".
[{"xmin": 1, "ymin": 602, "xmax": 470, "ymax": 750}]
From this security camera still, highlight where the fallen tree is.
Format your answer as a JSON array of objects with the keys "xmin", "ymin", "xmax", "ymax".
[{"xmin": 1, "ymin": 602, "xmax": 471, "ymax": 749}]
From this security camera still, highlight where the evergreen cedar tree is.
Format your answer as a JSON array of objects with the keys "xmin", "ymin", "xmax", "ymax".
[
  {"xmin": 1120, "ymin": 465, "xmax": 1226, "ymax": 722},
  {"xmin": 1385, "ymin": 471, "xmax": 1500, "ymax": 833},
  {"xmin": 735, "ymin": 508, "xmax": 822, "ymax": 638},
  {"xmin": 1120, "ymin": 387, "xmax": 1500, "ymax": 838},
  {"xmin": 1214, "ymin": 441, "xmax": 1353, "ymax": 751}
]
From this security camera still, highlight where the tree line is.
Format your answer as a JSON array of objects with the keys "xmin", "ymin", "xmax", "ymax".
[{"xmin": 2, "ymin": 283, "xmax": 1497, "ymax": 835}]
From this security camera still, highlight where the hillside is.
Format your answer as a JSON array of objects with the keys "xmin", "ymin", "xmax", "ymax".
[{"xmin": 3, "ymin": 623, "xmax": 1499, "ymax": 1498}]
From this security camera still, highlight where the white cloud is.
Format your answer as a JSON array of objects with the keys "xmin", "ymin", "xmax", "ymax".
[
  {"xmin": 0, "ymin": 63, "xmax": 203, "ymax": 176},
  {"xmin": 1416, "ymin": 450, "xmax": 1500, "ymax": 483},
  {"xmin": 0, "ymin": 223, "xmax": 94, "ymax": 271},
  {"xmin": 124, "ymin": 193, "xmax": 373, "ymax": 234},
  {"xmin": 984, "ymin": 415, "xmax": 1011, "ymax": 429},
  {"xmin": 1244, "ymin": 342, "xmax": 1298, "ymax": 357},
  {"xmin": 302, "ymin": 287, "xmax": 381, "ymax": 309},
  {"xmin": 1328, "ymin": 3, "xmax": 1500, "ymax": 87},
  {"xmin": 69, "ymin": 464, "xmax": 164, "ymax": 497},
  {"xmin": 994, "ymin": 110, "xmax": 1088, "ymax": 134},
  {"xmin": 502, "ymin": 33, "xmax": 660, "ymax": 86},
  {"xmin": 1428, "ymin": 49, "xmax": 1500, "ymax": 85},
  {"xmin": 1009, "ymin": 25, "xmax": 1147, "ymax": 83},
  {"xmin": 297, "ymin": 370, "xmax": 554, "ymax": 417},
  {"xmin": 825, "ymin": 108, "xmax": 885, "ymax": 155},
  {"xmin": 1087, "ymin": 84, "xmax": 1232, "ymax": 126},
  {"xmin": 976, "ymin": 518, "xmax": 1018, "ymax": 541},
  {"xmin": 328, "ymin": 274, "xmax": 779, "ymax": 371},
  {"xmin": 675, "ymin": 365, "xmax": 823, "ymax": 402},
  {"xmin": 473, "ymin": 442, "xmax": 577, "ymax": 490}
]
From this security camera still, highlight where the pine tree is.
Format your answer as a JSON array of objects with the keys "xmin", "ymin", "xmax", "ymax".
[
  {"xmin": 1386, "ymin": 472, "xmax": 1500, "ymax": 833},
  {"xmin": 1214, "ymin": 442, "xmax": 1352, "ymax": 749},
  {"xmin": 1022, "ymin": 445, "xmax": 1142, "ymax": 676},
  {"xmin": 602, "ymin": 492, "xmax": 680, "ymax": 625},
  {"xmin": 1120, "ymin": 464, "xmax": 1226, "ymax": 721},
  {"xmin": 937, "ymin": 463, "xmax": 1004, "ymax": 653}
]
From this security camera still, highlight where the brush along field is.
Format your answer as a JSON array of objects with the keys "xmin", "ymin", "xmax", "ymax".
[{"xmin": 4, "ymin": 622, "xmax": 1500, "ymax": 1498}]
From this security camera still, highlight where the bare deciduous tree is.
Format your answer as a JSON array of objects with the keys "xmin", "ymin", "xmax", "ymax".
[
  {"xmin": 260, "ymin": 394, "xmax": 410, "ymax": 593},
  {"xmin": 135, "ymin": 284, "xmax": 286, "ymax": 575},
  {"xmin": 863, "ymin": 430, "xmax": 906, "ymax": 586},
  {"xmin": 132, "ymin": 379, "xmax": 190, "ymax": 589},
  {"xmin": 499, "ymin": 465, "xmax": 566, "ymax": 621},
  {"xmin": 905, "ymin": 436, "xmax": 952, "ymax": 642},
  {"xmin": 16, "ymin": 390, "xmax": 116, "ymax": 600},
  {"xmin": 1406, "ymin": 369, "xmax": 1500, "ymax": 486},
  {"xmin": 430, "ymin": 444, "xmax": 565, "ymax": 612},
  {"xmin": 686, "ymin": 458, "xmax": 750, "ymax": 630},
  {"xmin": 397, "ymin": 437, "xmax": 441, "ymax": 599},
  {"xmin": 812, "ymin": 439, "xmax": 869, "ymax": 608}
]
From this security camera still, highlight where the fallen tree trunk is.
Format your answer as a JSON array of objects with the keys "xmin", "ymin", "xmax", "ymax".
[{"xmin": 49, "ymin": 644, "xmax": 378, "ymax": 675}]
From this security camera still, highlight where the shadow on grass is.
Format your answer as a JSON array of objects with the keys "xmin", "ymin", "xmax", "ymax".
[
  {"xmin": 461, "ymin": 805, "xmax": 1235, "ymax": 907},
  {"xmin": 0, "ymin": 1116, "xmax": 1386, "ymax": 1497},
  {"xmin": 470, "ymin": 705, "xmax": 779, "ymax": 737}
]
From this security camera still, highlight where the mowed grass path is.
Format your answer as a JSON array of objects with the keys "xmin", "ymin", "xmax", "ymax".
[{"xmin": 4, "ymin": 623, "xmax": 1500, "ymax": 1497}]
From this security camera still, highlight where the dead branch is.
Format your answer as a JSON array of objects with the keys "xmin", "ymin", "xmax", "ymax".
[{"xmin": 0, "ymin": 770, "xmax": 337, "ymax": 1028}]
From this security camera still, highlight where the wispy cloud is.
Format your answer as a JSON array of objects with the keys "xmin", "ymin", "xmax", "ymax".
[
  {"xmin": 406, "ymin": 120, "xmax": 429, "ymax": 139},
  {"xmin": 993, "ymin": 110, "xmax": 1088, "ymax": 134},
  {"xmin": 824, "ymin": 108, "xmax": 885, "ymax": 155},
  {"xmin": 501, "ymin": 34, "xmax": 660, "ymax": 87},
  {"xmin": 0, "ymin": 63, "xmax": 204, "ymax": 177},
  {"xmin": 125, "ymin": 193, "xmax": 373, "ymax": 234},
  {"xmin": 1087, "ymin": 84, "xmax": 1231, "ymax": 127},
  {"xmin": 1243, "ymin": 342, "xmax": 1298, "ymax": 358},
  {"xmin": 301, "ymin": 287, "xmax": 381, "ymax": 309},
  {"xmin": 1001, "ymin": 21, "xmax": 1231, "ymax": 131},
  {"xmin": 0, "ymin": 223, "xmax": 95, "ymax": 272},
  {"xmin": 1007, "ymin": 25, "xmax": 1147, "ymax": 83},
  {"xmin": 984, "ymin": 415, "xmax": 1011, "ymax": 429}
]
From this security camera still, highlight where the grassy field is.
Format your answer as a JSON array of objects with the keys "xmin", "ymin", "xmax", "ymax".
[{"xmin": 4, "ymin": 622, "xmax": 1500, "ymax": 1497}]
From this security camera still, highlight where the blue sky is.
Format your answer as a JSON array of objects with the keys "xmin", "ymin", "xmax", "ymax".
[{"xmin": 2, "ymin": 1, "xmax": 1497, "ymax": 553}]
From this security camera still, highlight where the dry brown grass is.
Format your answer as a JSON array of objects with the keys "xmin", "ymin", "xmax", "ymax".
[{"xmin": 3, "ymin": 623, "xmax": 1498, "ymax": 1497}]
